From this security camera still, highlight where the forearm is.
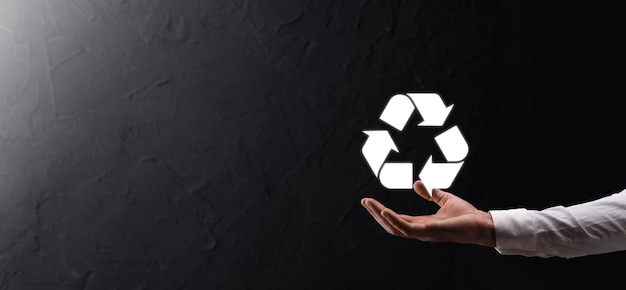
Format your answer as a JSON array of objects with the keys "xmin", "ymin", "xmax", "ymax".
[{"xmin": 490, "ymin": 189, "xmax": 626, "ymax": 258}]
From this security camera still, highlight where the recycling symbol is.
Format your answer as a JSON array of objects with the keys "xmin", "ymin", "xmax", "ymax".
[{"xmin": 361, "ymin": 92, "xmax": 469, "ymax": 195}]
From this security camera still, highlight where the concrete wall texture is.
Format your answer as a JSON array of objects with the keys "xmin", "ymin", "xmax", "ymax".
[{"xmin": 1, "ymin": 1, "xmax": 624, "ymax": 289}]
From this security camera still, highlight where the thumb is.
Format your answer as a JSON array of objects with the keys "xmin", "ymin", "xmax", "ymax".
[
  {"xmin": 413, "ymin": 180, "xmax": 450, "ymax": 206},
  {"xmin": 413, "ymin": 180, "xmax": 433, "ymax": 201}
]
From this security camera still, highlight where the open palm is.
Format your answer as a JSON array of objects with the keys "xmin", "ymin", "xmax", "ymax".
[{"xmin": 361, "ymin": 180, "xmax": 495, "ymax": 247}]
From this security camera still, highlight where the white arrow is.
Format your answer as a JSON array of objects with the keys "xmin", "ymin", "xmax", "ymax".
[
  {"xmin": 418, "ymin": 156, "xmax": 464, "ymax": 195},
  {"xmin": 407, "ymin": 93, "xmax": 454, "ymax": 127},
  {"xmin": 379, "ymin": 162, "xmax": 413, "ymax": 189},
  {"xmin": 379, "ymin": 93, "xmax": 415, "ymax": 131},
  {"xmin": 434, "ymin": 125, "xmax": 469, "ymax": 162},
  {"xmin": 362, "ymin": 130, "xmax": 398, "ymax": 177}
]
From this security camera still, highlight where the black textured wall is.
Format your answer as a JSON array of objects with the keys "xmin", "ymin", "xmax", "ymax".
[{"xmin": 1, "ymin": 1, "xmax": 624, "ymax": 289}]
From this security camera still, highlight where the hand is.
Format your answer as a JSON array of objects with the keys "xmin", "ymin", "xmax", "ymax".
[{"xmin": 361, "ymin": 180, "xmax": 496, "ymax": 247}]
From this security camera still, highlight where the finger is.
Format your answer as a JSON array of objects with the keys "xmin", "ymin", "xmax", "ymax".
[
  {"xmin": 398, "ymin": 214, "xmax": 433, "ymax": 224},
  {"xmin": 397, "ymin": 213, "xmax": 417, "ymax": 222},
  {"xmin": 361, "ymin": 199, "xmax": 405, "ymax": 236},
  {"xmin": 413, "ymin": 180, "xmax": 433, "ymax": 201},
  {"xmin": 367, "ymin": 198, "xmax": 434, "ymax": 228},
  {"xmin": 361, "ymin": 199, "xmax": 403, "ymax": 234},
  {"xmin": 414, "ymin": 180, "xmax": 454, "ymax": 208},
  {"xmin": 430, "ymin": 188, "xmax": 454, "ymax": 208},
  {"xmin": 363, "ymin": 203, "xmax": 403, "ymax": 236},
  {"xmin": 361, "ymin": 198, "xmax": 398, "ymax": 235},
  {"xmin": 380, "ymin": 208, "xmax": 417, "ymax": 237}
]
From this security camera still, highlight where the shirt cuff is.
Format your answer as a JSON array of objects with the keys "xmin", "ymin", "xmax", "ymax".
[{"xmin": 489, "ymin": 208, "xmax": 537, "ymax": 255}]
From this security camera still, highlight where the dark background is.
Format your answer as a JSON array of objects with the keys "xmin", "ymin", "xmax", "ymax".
[{"xmin": 1, "ymin": 1, "xmax": 624, "ymax": 289}]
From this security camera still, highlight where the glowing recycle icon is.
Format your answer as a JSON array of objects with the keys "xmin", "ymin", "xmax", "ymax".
[{"xmin": 361, "ymin": 92, "xmax": 469, "ymax": 195}]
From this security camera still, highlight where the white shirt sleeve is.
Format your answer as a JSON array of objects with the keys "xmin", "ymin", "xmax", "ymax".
[{"xmin": 489, "ymin": 188, "xmax": 626, "ymax": 258}]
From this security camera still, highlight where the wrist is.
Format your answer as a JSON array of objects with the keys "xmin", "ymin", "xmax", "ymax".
[{"xmin": 476, "ymin": 210, "xmax": 496, "ymax": 247}]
